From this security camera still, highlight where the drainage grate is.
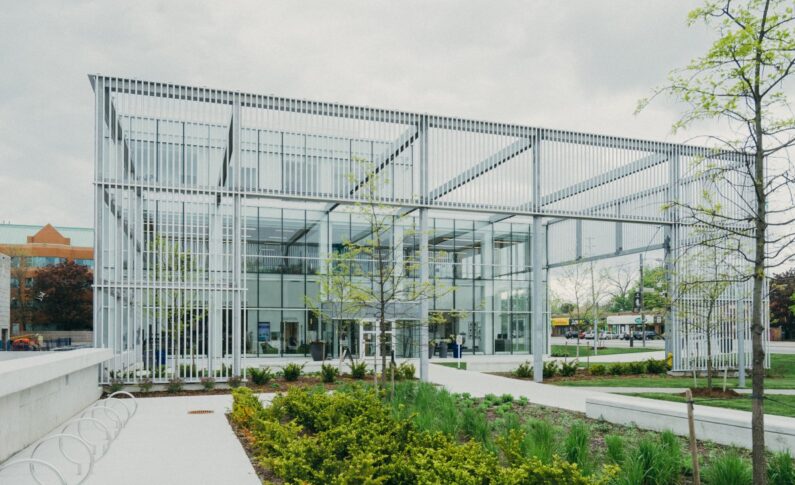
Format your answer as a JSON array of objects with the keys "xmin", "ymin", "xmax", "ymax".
[{"xmin": 187, "ymin": 410, "xmax": 214, "ymax": 415}]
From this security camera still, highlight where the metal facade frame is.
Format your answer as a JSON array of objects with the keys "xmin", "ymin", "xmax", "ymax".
[{"xmin": 90, "ymin": 75, "xmax": 766, "ymax": 383}]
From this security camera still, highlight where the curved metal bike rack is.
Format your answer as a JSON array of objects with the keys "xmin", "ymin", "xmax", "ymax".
[
  {"xmin": 98, "ymin": 397, "xmax": 132, "ymax": 425},
  {"xmin": 2, "ymin": 394, "xmax": 139, "ymax": 485},
  {"xmin": 81, "ymin": 405, "xmax": 124, "ymax": 438},
  {"xmin": 0, "ymin": 458, "xmax": 67, "ymax": 485},
  {"xmin": 29, "ymin": 434, "xmax": 94, "ymax": 485},
  {"xmin": 106, "ymin": 391, "xmax": 137, "ymax": 417},
  {"xmin": 60, "ymin": 417, "xmax": 113, "ymax": 459}
]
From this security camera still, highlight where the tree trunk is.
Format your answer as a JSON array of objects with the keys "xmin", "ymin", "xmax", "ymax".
[
  {"xmin": 751, "ymin": 51, "xmax": 767, "ymax": 481},
  {"xmin": 706, "ymin": 327, "xmax": 713, "ymax": 390}
]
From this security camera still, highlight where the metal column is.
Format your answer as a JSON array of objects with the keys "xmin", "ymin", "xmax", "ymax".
[
  {"xmin": 418, "ymin": 115, "xmax": 430, "ymax": 382},
  {"xmin": 532, "ymin": 132, "xmax": 545, "ymax": 382},
  {"xmin": 231, "ymin": 99, "xmax": 242, "ymax": 376}
]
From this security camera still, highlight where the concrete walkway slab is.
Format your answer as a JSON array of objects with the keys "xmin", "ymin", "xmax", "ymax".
[{"xmin": 83, "ymin": 394, "xmax": 264, "ymax": 485}]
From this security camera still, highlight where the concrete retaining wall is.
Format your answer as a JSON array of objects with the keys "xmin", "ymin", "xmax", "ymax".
[
  {"xmin": 586, "ymin": 394, "xmax": 795, "ymax": 455},
  {"xmin": 0, "ymin": 348, "xmax": 111, "ymax": 462}
]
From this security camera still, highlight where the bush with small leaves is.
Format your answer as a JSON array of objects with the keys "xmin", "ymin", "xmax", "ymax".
[
  {"xmin": 397, "ymin": 361, "xmax": 416, "ymax": 380},
  {"xmin": 200, "ymin": 376, "xmax": 216, "ymax": 390},
  {"xmin": 282, "ymin": 362, "xmax": 304, "ymax": 382},
  {"xmin": 513, "ymin": 361, "xmax": 533, "ymax": 378},
  {"xmin": 166, "ymin": 377, "xmax": 184, "ymax": 394},
  {"xmin": 645, "ymin": 358, "xmax": 669, "ymax": 374},
  {"xmin": 543, "ymin": 360, "xmax": 559, "ymax": 379},
  {"xmin": 320, "ymin": 363, "xmax": 339, "ymax": 383},
  {"xmin": 227, "ymin": 375, "xmax": 243, "ymax": 388},
  {"xmin": 626, "ymin": 361, "xmax": 647, "ymax": 375},
  {"xmin": 107, "ymin": 378, "xmax": 124, "ymax": 394},
  {"xmin": 348, "ymin": 360, "xmax": 368, "ymax": 379},
  {"xmin": 609, "ymin": 363, "xmax": 627, "ymax": 376},
  {"xmin": 589, "ymin": 364, "xmax": 607, "ymax": 376},
  {"xmin": 247, "ymin": 367, "xmax": 274, "ymax": 385},
  {"xmin": 559, "ymin": 360, "xmax": 578, "ymax": 377},
  {"xmin": 137, "ymin": 377, "xmax": 153, "ymax": 393}
]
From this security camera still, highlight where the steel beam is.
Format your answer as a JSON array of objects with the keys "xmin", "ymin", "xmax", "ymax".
[{"xmin": 427, "ymin": 137, "xmax": 534, "ymax": 201}]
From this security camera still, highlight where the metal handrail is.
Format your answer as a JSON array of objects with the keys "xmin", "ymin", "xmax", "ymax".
[
  {"xmin": 106, "ymin": 391, "xmax": 137, "ymax": 417},
  {"xmin": 60, "ymin": 417, "xmax": 113, "ymax": 458},
  {"xmin": 30, "ymin": 434, "xmax": 94, "ymax": 485},
  {"xmin": 0, "ymin": 458, "xmax": 67, "ymax": 485}
]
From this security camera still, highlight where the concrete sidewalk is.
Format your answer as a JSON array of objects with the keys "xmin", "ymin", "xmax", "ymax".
[{"xmin": 3, "ymin": 393, "xmax": 268, "ymax": 485}]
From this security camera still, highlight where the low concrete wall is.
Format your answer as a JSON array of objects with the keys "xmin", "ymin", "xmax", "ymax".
[
  {"xmin": 586, "ymin": 394, "xmax": 795, "ymax": 455},
  {"xmin": 0, "ymin": 348, "xmax": 111, "ymax": 462}
]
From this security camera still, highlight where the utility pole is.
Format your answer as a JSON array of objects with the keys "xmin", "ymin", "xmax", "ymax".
[{"xmin": 586, "ymin": 237, "xmax": 599, "ymax": 356}]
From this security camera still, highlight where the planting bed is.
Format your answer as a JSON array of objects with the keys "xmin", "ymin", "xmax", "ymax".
[{"xmin": 228, "ymin": 382, "xmax": 795, "ymax": 484}]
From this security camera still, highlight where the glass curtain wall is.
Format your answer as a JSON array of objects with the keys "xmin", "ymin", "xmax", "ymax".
[{"xmin": 243, "ymin": 207, "xmax": 533, "ymax": 358}]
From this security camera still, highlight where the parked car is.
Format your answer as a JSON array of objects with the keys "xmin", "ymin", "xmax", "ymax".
[
  {"xmin": 600, "ymin": 332, "xmax": 618, "ymax": 340},
  {"xmin": 583, "ymin": 332, "xmax": 595, "ymax": 339},
  {"xmin": 564, "ymin": 330, "xmax": 579, "ymax": 339},
  {"xmin": 632, "ymin": 330, "xmax": 658, "ymax": 340}
]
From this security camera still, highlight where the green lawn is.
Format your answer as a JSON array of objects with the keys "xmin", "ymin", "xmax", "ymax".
[
  {"xmin": 550, "ymin": 344, "xmax": 658, "ymax": 358},
  {"xmin": 434, "ymin": 362, "xmax": 467, "ymax": 370},
  {"xmin": 629, "ymin": 392, "xmax": 795, "ymax": 418},
  {"xmin": 555, "ymin": 354, "xmax": 795, "ymax": 390}
]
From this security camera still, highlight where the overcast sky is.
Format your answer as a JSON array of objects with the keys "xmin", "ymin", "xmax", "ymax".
[{"xmin": 0, "ymin": 0, "xmax": 715, "ymax": 228}]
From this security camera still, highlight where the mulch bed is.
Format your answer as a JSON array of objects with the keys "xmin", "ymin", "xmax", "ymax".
[{"xmin": 681, "ymin": 387, "xmax": 740, "ymax": 399}]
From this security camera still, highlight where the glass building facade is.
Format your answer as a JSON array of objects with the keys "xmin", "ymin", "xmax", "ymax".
[
  {"xmin": 242, "ymin": 207, "xmax": 535, "ymax": 358},
  {"xmin": 91, "ymin": 75, "xmax": 765, "ymax": 383}
]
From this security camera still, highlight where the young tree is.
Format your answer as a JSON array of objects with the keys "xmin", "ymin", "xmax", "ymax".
[
  {"xmin": 31, "ymin": 260, "xmax": 93, "ymax": 330},
  {"xmin": 148, "ymin": 235, "xmax": 206, "ymax": 377},
  {"xmin": 640, "ymin": 1, "xmax": 795, "ymax": 479},
  {"xmin": 307, "ymin": 160, "xmax": 442, "ymax": 387}
]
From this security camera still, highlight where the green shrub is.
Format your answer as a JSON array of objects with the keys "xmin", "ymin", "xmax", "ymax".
[
  {"xmin": 227, "ymin": 375, "xmax": 243, "ymax": 388},
  {"xmin": 559, "ymin": 360, "xmax": 578, "ymax": 377},
  {"xmin": 626, "ymin": 361, "xmax": 647, "ymax": 375},
  {"xmin": 137, "ymin": 377, "xmax": 153, "ymax": 393},
  {"xmin": 604, "ymin": 434, "xmax": 624, "ymax": 465},
  {"xmin": 514, "ymin": 361, "xmax": 533, "ymax": 378},
  {"xmin": 589, "ymin": 364, "xmax": 607, "ymax": 376},
  {"xmin": 564, "ymin": 421, "xmax": 591, "ymax": 473},
  {"xmin": 397, "ymin": 362, "xmax": 416, "ymax": 380},
  {"xmin": 348, "ymin": 360, "xmax": 368, "ymax": 379},
  {"xmin": 609, "ymin": 362, "xmax": 627, "ymax": 375},
  {"xmin": 768, "ymin": 450, "xmax": 795, "ymax": 485},
  {"xmin": 320, "ymin": 363, "xmax": 338, "ymax": 383},
  {"xmin": 282, "ymin": 363, "xmax": 304, "ymax": 381},
  {"xmin": 200, "ymin": 376, "xmax": 216, "ymax": 390},
  {"xmin": 107, "ymin": 378, "xmax": 124, "ymax": 393},
  {"xmin": 247, "ymin": 367, "xmax": 274, "ymax": 385},
  {"xmin": 543, "ymin": 360, "xmax": 559, "ymax": 378},
  {"xmin": 702, "ymin": 451, "xmax": 751, "ymax": 485},
  {"xmin": 231, "ymin": 384, "xmax": 610, "ymax": 485},
  {"xmin": 166, "ymin": 377, "xmax": 183, "ymax": 393},
  {"xmin": 645, "ymin": 358, "xmax": 668, "ymax": 374}
]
